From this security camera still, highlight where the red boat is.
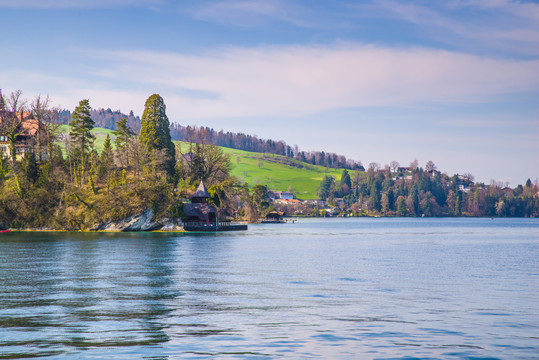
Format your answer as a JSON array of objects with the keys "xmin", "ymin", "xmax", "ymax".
[{"xmin": 0, "ymin": 230, "xmax": 10, "ymax": 233}]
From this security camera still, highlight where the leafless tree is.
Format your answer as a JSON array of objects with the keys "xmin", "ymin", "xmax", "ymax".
[
  {"xmin": 368, "ymin": 162, "xmax": 380, "ymax": 172},
  {"xmin": 462, "ymin": 172, "xmax": 475, "ymax": 183},
  {"xmin": 390, "ymin": 160, "xmax": 400, "ymax": 173},
  {"xmin": 425, "ymin": 160, "xmax": 437, "ymax": 172},
  {"xmin": 30, "ymin": 94, "xmax": 60, "ymax": 162}
]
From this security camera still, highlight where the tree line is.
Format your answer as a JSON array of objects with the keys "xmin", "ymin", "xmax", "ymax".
[{"xmin": 316, "ymin": 165, "xmax": 539, "ymax": 218}]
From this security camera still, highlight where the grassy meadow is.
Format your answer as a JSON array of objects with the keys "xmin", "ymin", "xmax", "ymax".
[{"xmin": 62, "ymin": 127, "xmax": 349, "ymax": 200}]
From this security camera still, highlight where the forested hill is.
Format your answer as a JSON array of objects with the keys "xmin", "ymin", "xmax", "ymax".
[
  {"xmin": 57, "ymin": 108, "xmax": 364, "ymax": 171},
  {"xmin": 57, "ymin": 108, "xmax": 141, "ymax": 133}
]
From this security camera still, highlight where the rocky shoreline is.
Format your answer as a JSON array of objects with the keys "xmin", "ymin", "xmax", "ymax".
[{"xmin": 1, "ymin": 209, "xmax": 185, "ymax": 232}]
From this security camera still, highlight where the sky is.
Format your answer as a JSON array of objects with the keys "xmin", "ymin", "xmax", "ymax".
[{"xmin": 0, "ymin": 0, "xmax": 538, "ymax": 186}]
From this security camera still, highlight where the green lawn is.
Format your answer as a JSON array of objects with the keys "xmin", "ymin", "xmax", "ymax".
[
  {"xmin": 61, "ymin": 127, "xmax": 352, "ymax": 200},
  {"xmin": 222, "ymin": 147, "xmax": 344, "ymax": 199}
]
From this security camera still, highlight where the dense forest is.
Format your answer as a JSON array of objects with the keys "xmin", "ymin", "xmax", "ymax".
[{"xmin": 311, "ymin": 167, "xmax": 539, "ymax": 218}]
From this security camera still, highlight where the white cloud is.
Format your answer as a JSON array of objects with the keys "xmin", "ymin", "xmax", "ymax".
[
  {"xmin": 80, "ymin": 43, "xmax": 539, "ymax": 120},
  {"xmin": 348, "ymin": 0, "xmax": 539, "ymax": 57},
  {"xmin": 4, "ymin": 42, "xmax": 538, "ymax": 121}
]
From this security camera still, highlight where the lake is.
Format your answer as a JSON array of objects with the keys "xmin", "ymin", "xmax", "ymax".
[{"xmin": 0, "ymin": 218, "xmax": 538, "ymax": 359}]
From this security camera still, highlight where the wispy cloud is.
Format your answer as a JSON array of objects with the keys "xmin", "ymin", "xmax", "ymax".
[
  {"xmin": 346, "ymin": 0, "xmax": 539, "ymax": 57},
  {"xmin": 69, "ymin": 43, "xmax": 539, "ymax": 120},
  {"xmin": 0, "ymin": 0, "xmax": 163, "ymax": 9},
  {"xmin": 184, "ymin": 0, "xmax": 317, "ymax": 28}
]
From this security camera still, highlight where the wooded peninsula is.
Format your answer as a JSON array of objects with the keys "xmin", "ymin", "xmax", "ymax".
[{"xmin": 0, "ymin": 90, "xmax": 537, "ymax": 231}]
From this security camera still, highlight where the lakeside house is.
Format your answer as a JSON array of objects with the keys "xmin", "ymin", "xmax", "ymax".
[
  {"xmin": 183, "ymin": 180, "xmax": 248, "ymax": 231},
  {"xmin": 183, "ymin": 180, "xmax": 217, "ymax": 225},
  {"xmin": 262, "ymin": 211, "xmax": 285, "ymax": 223},
  {"xmin": 268, "ymin": 191, "xmax": 294, "ymax": 201}
]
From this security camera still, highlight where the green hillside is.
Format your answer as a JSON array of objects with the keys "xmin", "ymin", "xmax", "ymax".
[
  {"xmin": 174, "ymin": 141, "xmax": 346, "ymax": 199},
  {"xmin": 62, "ymin": 126, "xmax": 350, "ymax": 200},
  {"xmin": 222, "ymin": 147, "xmax": 344, "ymax": 199},
  {"xmin": 59, "ymin": 125, "xmax": 115, "ymax": 151}
]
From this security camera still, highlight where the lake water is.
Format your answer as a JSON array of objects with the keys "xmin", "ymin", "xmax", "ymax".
[{"xmin": 0, "ymin": 218, "xmax": 538, "ymax": 359}]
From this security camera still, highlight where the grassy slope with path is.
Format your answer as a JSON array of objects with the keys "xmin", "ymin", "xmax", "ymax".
[{"xmin": 63, "ymin": 126, "xmax": 349, "ymax": 200}]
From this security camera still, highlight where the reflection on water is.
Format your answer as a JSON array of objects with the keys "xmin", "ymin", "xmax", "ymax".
[{"xmin": 0, "ymin": 218, "xmax": 538, "ymax": 359}]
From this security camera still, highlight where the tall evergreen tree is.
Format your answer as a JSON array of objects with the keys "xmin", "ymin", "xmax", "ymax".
[
  {"xmin": 396, "ymin": 196, "xmax": 407, "ymax": 216},
  {"xmin": 139, "ymin": 94, "xmax": 175, "ymax": 179},
  {"xmin": 340, "ymin": 169, "xmax": 352, "ymax": 191},
  {"xmin": 69, "ymin": 99, "xmax": 95, "ymax": 185},
  {"xmin": 21, "ymin": 152, "xmax": 39, "ymax": 184},
  {"xmin": 318, "ymin": 175, "xmax": 335, "ymax": 201}
]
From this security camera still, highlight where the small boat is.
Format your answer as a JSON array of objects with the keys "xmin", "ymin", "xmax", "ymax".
[{"xmin": 0, "ymin": 230, "xmax": 10, "ymax": 233}]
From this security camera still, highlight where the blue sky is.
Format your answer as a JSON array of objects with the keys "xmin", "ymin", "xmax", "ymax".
[{"xmin": 1, "ymin": 0, "xmax": 538, "ymax": 186}]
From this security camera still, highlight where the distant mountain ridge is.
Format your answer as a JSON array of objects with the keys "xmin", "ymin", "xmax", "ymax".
[{"xmin": 57, "ymin": 108, "xmax": 363, "ymax": 171}]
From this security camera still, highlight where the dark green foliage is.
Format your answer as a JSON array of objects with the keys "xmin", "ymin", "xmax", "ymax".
[
  {"xmin": 69, "ymin": 99, "xmax": 95, "ymax": 157},
  {"xmin": 21, "ymin": 152, "xmax": 39, "ymax": 184},
  {"xmin": 369, "ymin": 183, "xmax": 380, "ymax": 212},
  {"xmin": 139, "ymin": 94, "xmax": 175, "ymax": 179},
  {"xmin": 98, "ymin": 134, "xmax": 114, "ymax": 191},
  {"xmin": 0, "ymin": 153, "xmax": 8, "ymax": 181},
  {"xmin": 69, "ymin": 99, "xmax": 95, "ymax": 185},
  {"xmin": 318, "ymin": 175, "xmax": 335, "ymax": 201},
  {"xmin": 340, "ymin": 169, "xmax": 352, "ymax": 195},
  {"xmin": 396, "ymin": 196, "xmax": 407, "ymax": 216}
]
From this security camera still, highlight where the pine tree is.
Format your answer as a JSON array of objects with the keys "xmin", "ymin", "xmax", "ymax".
[
  {"xmin": 318, "ymin": 175, "xmax": 335, "ymax": 201},
  {"xmin": 69, "ymin": 99, "xmax": 95, "ymax": 185},
  {"xmin": 21, "ymin": 152, "xmax": 39, "ymax": 184},
  {"xmin": 340, "ymin": 169, "xmax": 352, "ymax": 190},
  {"xmin": 139, "ymin": 94, "xmax": 175, "ymax": 179},
  {"xmin": 396, "ymin": 196, "xmax": 407, "ymax": 216},
  {"xmin": 99, "ymin": 134, "xmax": 115, "ymax": 193}
]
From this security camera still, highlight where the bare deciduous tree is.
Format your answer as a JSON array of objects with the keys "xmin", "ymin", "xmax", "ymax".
[
  {"xmin": 390, "ymin": 160, "xmax": 400, "ymax": 173},
  {"xmin": 425, "ymin": 160, "xmax": 437, "ymax": 172},
  {"xmin": 0, "ymin": 90, "xmax": 27, "ymax": 163},
  {"xmin": 31, "ymin": 94, "xmax": 60, "ymax": 162}
]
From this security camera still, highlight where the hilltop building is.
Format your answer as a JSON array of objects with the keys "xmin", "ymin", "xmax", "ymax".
[{"xmin": 0, "ymin": 89, "xmax": 44, "ymax": 161}]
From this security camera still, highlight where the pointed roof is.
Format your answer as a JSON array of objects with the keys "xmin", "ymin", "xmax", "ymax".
[{"xmin": 190, "ymin": 180, "xmax": 210, "ymax": 199}]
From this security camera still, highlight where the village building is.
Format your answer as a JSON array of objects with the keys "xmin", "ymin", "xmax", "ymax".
[
  {"xmin": 393, "ymin": 166, "xmax": 414, "ymax": 180},
  {"xmin": 274, "ymin": 198, "xmax": 301, "ymax": 204},
  {"xmin": 268, "ymin": 190, "xmax": 295, "ymax": 201},
  {"xmin": 0, "ymin": 89, "xmax": 43, "ymax": 161},
  {"xmin": 183, "ymin": 180, "xmax": 247, "ymax": 232},
  {"xmin": 183, "ymin": 180, "xmax": 217, "ymax": 225}
]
